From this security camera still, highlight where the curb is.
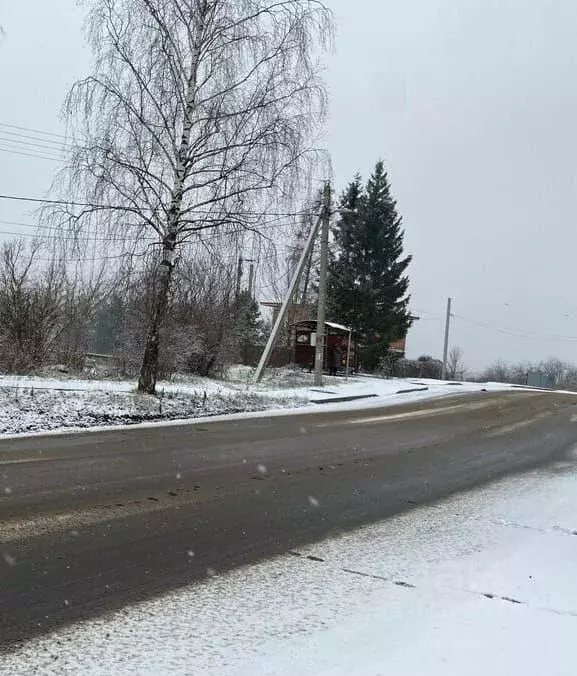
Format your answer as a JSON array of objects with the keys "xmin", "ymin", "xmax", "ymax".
[
  {"xmin": 395, "ymin": 386, "xmax": 429, "ymax": 395},
  {"xmin": 310, "ymin": 393, "xmax": 379, "ymax": 405}
]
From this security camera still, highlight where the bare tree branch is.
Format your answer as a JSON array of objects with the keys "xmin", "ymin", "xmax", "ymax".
[{"xmin": 45, "ymin": 0, "xmax": 332, "ymax": 392}]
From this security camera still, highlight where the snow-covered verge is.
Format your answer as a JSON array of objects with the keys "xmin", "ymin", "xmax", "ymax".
[
  {"xmin": 3, "ymin": 451, "xmax": 577, "ymax": 674},
  {"xmin": 0, "ymin": 367, "xmax": 533, "ymax": 436},
  {"xmin": 0, "ymin": 387, "xmax": 304, "ymax": 436}
]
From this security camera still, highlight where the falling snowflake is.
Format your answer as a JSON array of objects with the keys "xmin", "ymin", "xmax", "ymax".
[
  {"xmin": 176, "ymin": 472, "xmax": 182, "ymax": 480},
  {"xmin": 4, "ymin": 487, "xmax": 12, "ymax": 495},
  {"xmin": 2, "ymin": 552, "xmax": 16, "ymax": 566},
  {"xmin": 187, "ymin": 550, "xmax": 195, "ymax": 558},
  {"xmin": 64, "ymin": 599, "xmax": 69, "ymax": 607},
  {"xmin": 70, "ymin": 530, "xmax": 79, "ymax": 538},
  {"xmin": 308, "ymin": 496, "xmax": 319, "ymax": 507},
  {"xmin": 206, "ymin": 567, "xmax": 216, "ymax": 577},
  {"xmin": 256, "ymin": 463, "xmax": 267, "ymax": 474},
  {"xmin": 299, "ymin": 427, "xmax": 307, "ymax": 434}
]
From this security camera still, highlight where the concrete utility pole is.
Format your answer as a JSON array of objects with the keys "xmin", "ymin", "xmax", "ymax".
[
  {"xmin": 441, "ymin": 296, "xmax": 452, "ymax": 380},
  {"xmin": 235, "ymin": 256, "xmax": 243, "ymax": 300},
  {"xmin": 313, "ymin": 182, "xmax": 331, "ymax": 387},
  {"xmin": 248, "ymin": 262, "xmax": 255, "ymax": 299},
  {"xmin": 254, "ymin": 201, "xmax": 326, "ymax": 383}
]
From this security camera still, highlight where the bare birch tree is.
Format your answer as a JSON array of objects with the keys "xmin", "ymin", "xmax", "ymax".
[{"xmin": 47, "ymin": 0, "xmax": 332, "ymax": 393}]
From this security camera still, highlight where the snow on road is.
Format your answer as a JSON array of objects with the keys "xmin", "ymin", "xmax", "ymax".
[
  {"xmin": 4, "ymin": 455, "xmax": 577, "ymax": 674},
  {"xmin": 0, "ymin": 368, "xmax": 522, "ymax": 436}
]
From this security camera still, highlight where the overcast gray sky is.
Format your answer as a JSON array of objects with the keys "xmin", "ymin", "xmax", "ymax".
[{"xmin": 2, "ymin": 0, "xmax": 577, "ymax": 370}]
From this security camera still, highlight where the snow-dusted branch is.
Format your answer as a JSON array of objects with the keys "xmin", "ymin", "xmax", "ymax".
[{"xmin": 45, "ymin": 0, "xmax": 332, "ymax": 392}]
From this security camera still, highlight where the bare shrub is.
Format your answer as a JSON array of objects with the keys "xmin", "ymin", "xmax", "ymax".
[{"xmin": 0, "ymin": 241, "xmax": 66, "ymax": 372}]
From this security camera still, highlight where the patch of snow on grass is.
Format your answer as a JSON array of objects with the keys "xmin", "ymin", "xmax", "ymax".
[
  {"xmin": 0, "ymin": 366, "xmax": 539, "ymax": 436},
  {"xmin": 0, "ymin": 387, "xmax": 303, "ymax": 435}
]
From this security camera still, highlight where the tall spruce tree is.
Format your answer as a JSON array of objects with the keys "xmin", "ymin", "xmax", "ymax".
[{"xmin": 328, "ymin": 161, "xmax": 413, "ymax": 370}]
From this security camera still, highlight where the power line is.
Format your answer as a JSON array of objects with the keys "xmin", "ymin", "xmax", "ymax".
[
  {"xmin": 0, "ymin": 218, "xmax": 162, "ymax": 242},
  {"xmin": 0, "ymin": 134, "xmax": 67, "ymax": 154},
  {"xmin": 0, "ymin": 218, "xmax": 78, "ymax": 232},
  {"xmin": 0, "ymin": 192, "xmax": 310, "ymax": 218},
  {"xmin": 0, "ymin": 225, "xmax": 298, "ymax": 263},
  {"xmin": 0, "ymin": 147, "xmax": 62, "ymax": 162},
  {"xmin": 452, "ymin": 313, "xmax": 577, "ymax": 343},
  {"xmin": 32, "ymin": 242, "xmax": 296, "ymax": 266},
  {"xmin": 35, "ymin": 250, "xmax": 149, "ymax": 264},
  {"xmin": 411, "ymin": 308, "xmax": 442, "ymax": 319},
  {"xmin": 0, "ymin": 121, "xmax": 72, "ymax": 141},
  {"xmin": 0, "ymin": 227, "xmax": 141, "ymax": 243},
  {"xmin": 0, "ymin": 214, "xmax": 301, "ymax": 246},
  {"xmin": 0, "ymin": 128, "xmax": 73, "ymax": 148}
]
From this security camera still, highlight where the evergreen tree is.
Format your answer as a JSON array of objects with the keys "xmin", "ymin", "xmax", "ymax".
[
  {"xmin": 234, "ymin": 290, "xmax": 264, "ymax": 364},
  {"xmin": 328, "ymin": 160, "xmax": 413, "ymax": 371},
  {"xmin": 91, "ymin": 293, "xmax": 124, "ymax": 355}
]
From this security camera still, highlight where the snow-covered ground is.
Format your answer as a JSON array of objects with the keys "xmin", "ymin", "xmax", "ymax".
[
  {"xmin": 3, "ymin": 451, "xmax": 577, "ymax": 674},
  {"xmin": 0, "ymin": 366, "xmax": 525, "ymax": 436}
]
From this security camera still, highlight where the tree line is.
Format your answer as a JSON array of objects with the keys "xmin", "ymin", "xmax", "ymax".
[
  {"xmin": 0, "ymin": 153, "xmax": 416, "ymax": 380},
  {"xmin": 478, "ymin": 357, "xmax": 577, "ymax": 390},
  {"xmin": 0, "ymin": 236, "xmax": 264, "ymax": 378}
]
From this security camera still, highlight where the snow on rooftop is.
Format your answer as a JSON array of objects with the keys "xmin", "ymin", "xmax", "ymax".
[{"xmin": 324, "ymin": 320, "xmax": 351, "ymax": 332}]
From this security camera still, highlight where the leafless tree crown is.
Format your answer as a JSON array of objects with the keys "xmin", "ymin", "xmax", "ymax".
[
  {"xmin": 49, "ymin": 0, "xmax": 332, "ymax": 255},
  {"xmin": 42, "ymin": 0, "xmax": 332, "ymax": 392}
]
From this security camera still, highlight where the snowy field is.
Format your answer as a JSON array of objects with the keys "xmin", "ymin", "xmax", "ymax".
[
  {"xmin": 0, "ymin": 367, "xmax": 525, "ymax": 436},
  {"xmin": 4, "ymin": 450, "xmax": 577, "ymax": 674}
]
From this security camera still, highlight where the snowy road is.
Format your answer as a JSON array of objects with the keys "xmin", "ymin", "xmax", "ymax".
[
  {"xmin": 6, "ymin": 458, "xmax": 577, "ymax": 675},
  {"xmin": 1, "ymin": 390, "xmax": 577, "ymax": 666}
]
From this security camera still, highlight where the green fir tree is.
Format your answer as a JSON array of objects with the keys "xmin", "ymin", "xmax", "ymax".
[{"xmin": 328, "ymin": 160, "xmax": 413, "ymax": 371}]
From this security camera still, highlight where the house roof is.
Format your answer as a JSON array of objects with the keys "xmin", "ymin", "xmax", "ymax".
[
  {"xmin": 293, "ymin": 319, "xmax": 356, "ymax": 334},
  {"xmin": 325, "ymin": 321, "xmax": 352, "ymax": 332}
]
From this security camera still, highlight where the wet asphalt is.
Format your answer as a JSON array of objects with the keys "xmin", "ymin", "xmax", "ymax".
[{"xmin": 1, "ymin": 390, "xmax": 577, "ymax": 651}]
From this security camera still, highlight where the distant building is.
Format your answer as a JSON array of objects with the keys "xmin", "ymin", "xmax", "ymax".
[
  {"xmin": 526, "ymin": 371, "xmax": 553, "ymax": 389},
  {"xmin": 293, "ymin": 320, "xmax": 360, "ymax": 373},
  {"xmin": 255, "ymin": 303, "xmax": 418, "ymax": 372}
]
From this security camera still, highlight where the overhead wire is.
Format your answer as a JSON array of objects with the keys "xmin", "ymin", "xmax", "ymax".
[
  {"xmin": 0, "ymin": 122, "xmax": 313, "ymax": 275},
  {"xmin": 0, "ymin": 121, "xmax": 72, "ymax": 141},
  {"xmin": 452, "ymin": 313, "xmax": 577, "ymax": 343},
  {"xmin": 0, "ymin": 146, "xmax": 63, "ymax": 162},
  {"xmin": 2, "ymin": 227, "xmax": 300, "ymax": 263},
  {"xmin": 0, "ymin": 192, "xmax": 312, "ymax": 218},
  {"xmin": 0, "ymin": 214, "xmax": 303, "ymax": 247},
  {"xmin": 0, "ymin": 122, "xmax": 73, "ymax": 162},
  {"xmin": 0, "ymin": 134, "xmax": 68, "ymax": 154}
]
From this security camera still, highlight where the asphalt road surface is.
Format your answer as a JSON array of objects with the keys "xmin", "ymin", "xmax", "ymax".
[{"xmin": 2, "ymin": 390, "xmax": 577, "ymax": 652}]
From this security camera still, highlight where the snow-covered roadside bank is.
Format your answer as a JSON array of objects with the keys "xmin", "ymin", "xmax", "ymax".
[
  {"xmin": 0, "ymin": 387, "xmax": 305, "ymax": 436},
  {"xmin": 0, "ymin": 368, "xmax": 532, "ymax": 436},
  {"xmin": 3, "ymin": 451, "xmax": 577, "ymax": 674}
]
